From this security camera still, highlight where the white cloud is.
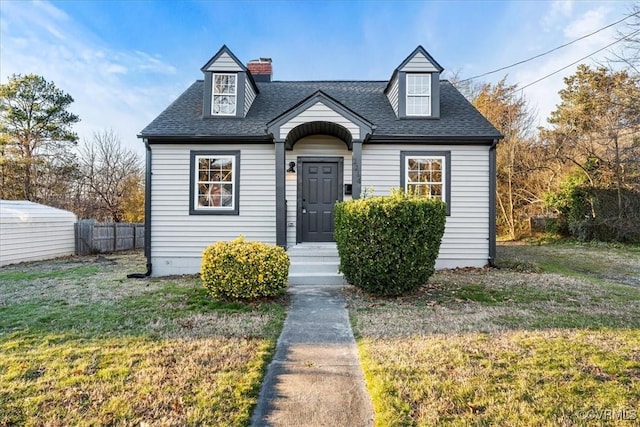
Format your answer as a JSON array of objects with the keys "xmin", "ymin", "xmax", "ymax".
[
  {"xmin": 563, "ymin": 6, "xmax": 609, "ymax": 38},
  {"xmin": 105, "ymin": 64, "xmax": 128, "ymax": 75},
  {"xmin": 542, "ymin": 0, "xmax": 574, "ymax": 31},
  {"xmin": 0, "ymin": 0, "xmax": 182, "ymax": 155}
]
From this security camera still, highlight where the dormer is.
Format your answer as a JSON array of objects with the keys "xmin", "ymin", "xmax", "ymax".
[
  {"xmin": 200, "ymin": 45, "xmax": 260, "ymax": 118},
  {"xmin": 384, "ymin": 46, "xmax": 444, "ymax": 119}
]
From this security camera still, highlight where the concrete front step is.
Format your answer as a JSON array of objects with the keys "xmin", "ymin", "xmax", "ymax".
[
  {"xmin": 289, "ymin": 261, "xmax": 341, "ymax": 275},
  {"xmin": 287, "ymin": 244, "xmax": 346, "ymax": 285},
  {"xmin": 288, "ymin": 272, "xmax": 347, "ymax": 286},
  {"xmin": 289, "ymin": 255, "xmax": 340, "ymax": 264}
]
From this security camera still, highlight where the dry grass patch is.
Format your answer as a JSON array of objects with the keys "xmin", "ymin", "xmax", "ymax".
[
  {"xmin": 347, "ymin": 242, "xmax": 640, "ymax": 426},
  {"xmin": 0, "ymin": 252, "xmax": 163, "ymax": 306},
  {"xmin": 1, "ymin": 335, "xmax": 272, "ymax": 426},
  {"xmin": 498, "ymin": 240, "xmax": 640, "ymax": 288},
  {"xmin": 347, "ymin": 268, "xmax": 640, "ymax": 337},
  {"xmin": 359, "ymin": 330, "xmax": 640, "ymax": 426},
  {"xmin": 0, "ymin": 252, "xmax": 287, "ymax": 426}
]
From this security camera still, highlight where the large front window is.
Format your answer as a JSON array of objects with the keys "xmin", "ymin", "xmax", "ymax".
[
  {"xmin": 212, "ymin": 74, "xmax": 237, "ymax": 115},
  {"xmin": 401, "ymin": 151, "xmax": 451, "ymax": 215},
  {"xmin": 406, "ymin": 74, "xmax": 431, "ymax": 116},
  {"xmin": 190, "ymin": 151, "xmax": 240, "ymax": 215},
  {"xmin": 405, "ymin": 156, "xmax": 444, "ymax": 199}
]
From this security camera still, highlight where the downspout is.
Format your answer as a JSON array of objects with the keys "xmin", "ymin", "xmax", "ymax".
[
  {"xmin": 128, "ymin": 140, "xmax": 153, "ymax": 278},
  {"xmin": 488, "ymin": 138, "xmax": 498, "ymax": 268}
]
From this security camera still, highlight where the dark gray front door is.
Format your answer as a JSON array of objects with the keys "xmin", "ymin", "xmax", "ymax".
[{"xmin": 301, "ymin": 161, "xmax": 340, "ymax": 242}]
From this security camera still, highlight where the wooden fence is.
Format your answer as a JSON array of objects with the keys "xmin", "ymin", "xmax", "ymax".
[{"xmin": 75, "ymin": 220, "xmax": 145, "ymax": 255}]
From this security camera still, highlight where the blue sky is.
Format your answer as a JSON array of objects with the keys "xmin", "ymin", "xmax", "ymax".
[{"xmin": 1, "ymin": 0, "xmax": 637, "ymax": 154}]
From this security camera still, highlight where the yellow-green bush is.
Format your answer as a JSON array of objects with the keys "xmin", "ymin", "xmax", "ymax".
[{"xmin": 201, "ymin": 236, "xmax": 290, "ymax": 300}]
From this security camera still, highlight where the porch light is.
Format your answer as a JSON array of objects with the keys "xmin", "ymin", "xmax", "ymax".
[{"xmin": 287, "ymin": 161, "xmax": 296, "ymax": 174}]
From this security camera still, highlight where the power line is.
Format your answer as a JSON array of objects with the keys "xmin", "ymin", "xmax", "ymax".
[
  {"xmin": 510, "ymin": 28, "xmax": 640, "ymax": 95},
  {"xmin": 460, "ymin": 11, "xmax": 639, "ymax": 83}
]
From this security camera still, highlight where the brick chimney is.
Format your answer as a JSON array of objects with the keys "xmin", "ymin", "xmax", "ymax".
[{"xmin": 247, "ymin": 58, "xmax": 272, "ymax": 82}]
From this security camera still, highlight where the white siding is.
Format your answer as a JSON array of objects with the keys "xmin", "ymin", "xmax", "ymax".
[
  {"xmin": 386, "ymin": 75, "xmax": 399, "ymax": 116},
  {"xmin": 286, "ymin": 136, "xmax": 352, "ymax": 247},
  {"xmin": 244, "ymin": 78, "xmax": 256, "ymax": 115},
  {"xmin": 205, "ymin": 52, "xmax": 242, "ymax": 72},
  {"xmin": 361, "ymin": 144, "xmax": 490, "ymax": 268},
  {"xmin": 0, "ymin": 201, "xmax": 76, "ymax": 267},
  {"xmin": 400, "ymin": 52, "xmax": 439, "ymax": 72},
  {"xmin": 279, "ymin": 102, "xmax": 360, "ymax": 140},
  {"xmin": 150, "ymin": 144, "xmax": 276, "ymax": 276}
]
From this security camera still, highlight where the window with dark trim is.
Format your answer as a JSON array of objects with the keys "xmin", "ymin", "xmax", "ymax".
[
  {"xmin": 189, "ymin": 150, "xmax": 240, "ymax": 215},
  {"xmin": 406, "ymin": 74, "xmax": 431, "ymax": 116},
  {"xmin": 212, "ymin": 73, "xmax": 237, "ymax": 115},
  {"xmin": 401, "ymin": 151, "xmax": 451, "ymax": 215}
]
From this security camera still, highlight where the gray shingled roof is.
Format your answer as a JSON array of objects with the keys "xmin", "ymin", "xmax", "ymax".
[{"xmin": 139, "ymin": 80, "xmax": 501, "ymax": 140}]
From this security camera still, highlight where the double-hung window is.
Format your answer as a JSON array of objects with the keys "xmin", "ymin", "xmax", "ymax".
[
  {"xmin": 406, "ymin": 74, "xmax": 431, "ymax": 116},
  {"xmin": 190, "ymin": 151, "xmax": 240, "ymax": 215},
  {"xmin": 212, "ymin": 73, "xmax": 237, "ymax": 115},
  {"xmin": 401, "ymin": 151, "xmax": 451, "ymax": 215}
]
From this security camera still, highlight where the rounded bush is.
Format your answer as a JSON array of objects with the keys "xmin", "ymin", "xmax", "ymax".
[
  {"xmin": 201, "ymin": 236, "xmax": 290, "ymax": 300},
  {"xmin": 334, "ymin": 190, "xmax": 446, "ymax": 296}
]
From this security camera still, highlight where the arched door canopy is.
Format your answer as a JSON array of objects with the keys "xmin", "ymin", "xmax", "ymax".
[{"xmin": 285, "ymin": 121, "xmax": 352, "ymax": 150}]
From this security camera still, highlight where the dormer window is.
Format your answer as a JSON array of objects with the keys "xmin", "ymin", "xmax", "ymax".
[
  {"xmin": 406, "ymin": 74, "xmax": 431, "ymax": 116},
  {"xmin": 384, "ymin": 46, "xmax": 443, "ymax": 119},
  {"xmin": 213, "ymin": 73, "xmax": 237, "ymax": 115},
  {"xmin": 201, "ymin": 46, "xmax": 260, "ymax": 118}
]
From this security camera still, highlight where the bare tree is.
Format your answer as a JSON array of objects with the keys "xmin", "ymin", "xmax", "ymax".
[
  {"xmin": 472, "ymin": 77, "xmax": 541, "ymax": 238},
  {"xmin": 611, "ymin": 4, "xmax": 640, "ymax": 74},
  {"xmin": 448, "ymin": 69, "xmax": 484, "ymax": 102},
  {"xmin": 77, "ymin": 130, "xmax": 144, "ymax": 222}
]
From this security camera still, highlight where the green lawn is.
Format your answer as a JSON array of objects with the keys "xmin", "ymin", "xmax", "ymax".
[
  {"xmin": 347, "ymin": 241, "xmax": 640, "ymax": 426},
  {"xmin": 0, "ymin": 252, "xmax": 286, "ymax": 426}
]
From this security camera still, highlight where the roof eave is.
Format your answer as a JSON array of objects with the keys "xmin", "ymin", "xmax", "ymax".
[
  {"xmin": 139, "ymin": 134, "xmax": 274, "ymax": 143},
  {"xmin": 368, "ymin": 134, "xmax": 503, "ymax": 144}
]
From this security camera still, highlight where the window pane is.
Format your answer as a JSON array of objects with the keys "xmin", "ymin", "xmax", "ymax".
[
  {"xmin": 407, "ymin": 96, "xmax": 430, "ymax": 115},
  {"xmin": 212, "ymin": 74, "xmax": 237, "ymax": 115},
  {"xmin": 195, "ymin": 155, "xmax": 236, "ymax": 209},
  {"xmin": 213, "ymin": 95, "xmax": 236, "ymax": 114},
  {"xmin": 416, "ymin": 184, "xmax": 429, "ymax": 196},
  {"xmin": 221, "ymin": 184, "xmax": 233, "ymax": 206},
  {"xmin": 405, "ymin": 156, "xmax": 446, "ymax": 203},
  {"xmin": 214, "ymin": 74, "xmax": 236, "ymax": 93},
  {"xmin": 198, "ymin": 183, "xmax": 209, "ymax": 197},
  {"xmin": 407, "ymin": 75, "xmax": 430, "ymax": 95},
  {"xmin": 207, "ymin": 184, "xmax": 222, "ymax": 206}
]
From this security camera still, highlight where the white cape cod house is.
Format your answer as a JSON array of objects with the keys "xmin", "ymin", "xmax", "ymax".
[{"xmin": 139, "ymin": 45, "xmax": 502, "ymax": 277}]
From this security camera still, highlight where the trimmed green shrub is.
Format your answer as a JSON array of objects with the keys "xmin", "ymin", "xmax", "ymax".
[
  {"xmin": 201, "ymin": 236, "xmax": 290, "ymax": 300},
  {"xmin": 334, "ymin": 189, "xmax": 447, "ymax": 296}
]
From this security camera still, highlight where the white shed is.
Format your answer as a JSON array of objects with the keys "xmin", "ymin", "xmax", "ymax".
[{"xmin": 0, "ymin": 200, "xmax": 77, "ymax": 267}]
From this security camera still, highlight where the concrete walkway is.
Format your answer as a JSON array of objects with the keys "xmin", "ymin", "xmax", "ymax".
[{"xmin": 251, "ymin": 283, "xmax": 374, "ymax": 427}]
